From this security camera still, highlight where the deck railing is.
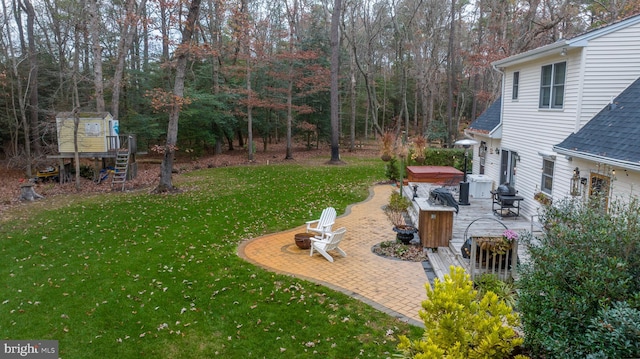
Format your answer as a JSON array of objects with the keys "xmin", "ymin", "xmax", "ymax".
[
  {"xmin": 469, "ymin": 237, "xmax": 518, "ymax": 281},
  {"xmin": 106, "ymin": 134, "xmax": 137, "ymax": 153}
]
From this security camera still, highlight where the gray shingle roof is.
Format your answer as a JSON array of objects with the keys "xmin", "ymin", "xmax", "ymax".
[
  {"xmin": 467, "ymin": 97, "xmax": 501, "ymax": 134},
  {"xmin": 555, "ymin": 77, "xmax": 640, "ymax": 165}
]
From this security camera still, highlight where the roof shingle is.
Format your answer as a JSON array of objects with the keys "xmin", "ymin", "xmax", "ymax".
[
  {"xmin": 555, "ymin": 77, "xmax": 640, "ymax": 164},
  {"xmin": 467, "ymin": 97, "xmax": 501, "ymax": 134}
]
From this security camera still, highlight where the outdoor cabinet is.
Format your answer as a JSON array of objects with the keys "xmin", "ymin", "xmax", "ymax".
[{"xmin": 417, "ymin": 201, "xmax": 455, "ymax": 248}]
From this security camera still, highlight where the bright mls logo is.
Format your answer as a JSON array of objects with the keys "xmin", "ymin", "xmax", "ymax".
[{"xmin": 0, "ymin": 341, "xmax": 58, "ymax": 359}]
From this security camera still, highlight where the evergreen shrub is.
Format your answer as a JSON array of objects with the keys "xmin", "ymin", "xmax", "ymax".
[
  {"xmin": 517, "ymin": 197, "xmax": 640, "ymax": 358},
  {"xmin": 584, "ymin": 301, "xmax": 640, "ymax": 359},
  {"xmin": 397, "ymin": 266, "xmax": 527, "ymax": 358},
  {"xmin": 385, "ymin": 157, "xmax": 400, "ymax": 181}
]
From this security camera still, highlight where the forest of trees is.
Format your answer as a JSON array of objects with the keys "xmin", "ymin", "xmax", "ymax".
[{"xmin": 1, "ymin": 0, "xmax": 639, "ymax": 173}]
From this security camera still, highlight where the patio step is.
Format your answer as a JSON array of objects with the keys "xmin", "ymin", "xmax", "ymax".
[{"xmin": 426, "ymin": 246, "xmax": 470, "ymax": 283}]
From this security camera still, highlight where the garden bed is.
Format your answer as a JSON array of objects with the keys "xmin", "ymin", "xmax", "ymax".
[{"xmin": 372, "ymin": 241, "xmax": 429, "ymax": 262}]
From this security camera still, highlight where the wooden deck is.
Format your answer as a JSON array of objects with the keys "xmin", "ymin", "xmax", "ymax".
[{"xmin": 402, "ymin": 183, "xmax": 542, "ymax": 282}]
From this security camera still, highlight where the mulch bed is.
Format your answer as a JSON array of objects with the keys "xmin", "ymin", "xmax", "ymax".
[{"xmin": 372, "ymin": 241, "xmax": 429, "ymax": 262}]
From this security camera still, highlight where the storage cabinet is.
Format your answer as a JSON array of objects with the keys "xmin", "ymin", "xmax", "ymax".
[{"xmin": 416, "ymin": 200, "xmax": 455, "ymax": 248}]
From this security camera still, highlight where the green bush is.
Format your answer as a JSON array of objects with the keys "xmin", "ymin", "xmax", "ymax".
[
  {"xmin": 79, "ymin": 164, "xmax": 95, "ymax": 179},
  {"xmin": 517, "ymin": 197, "xmax": 640, "ymax": 358},
  {"xmin": 423, "ymin": 148, "xmax": 466, "ymax": 170},
  {"xmin": 397, "ymin": 266, "xmax": 526, "ymax": 358},
  {"xmin": 584, "ymin": 301, "xmax": 640, "ymax": 359},
  {"xmin": 474, "ymin": 273, "xmax": 517, "ymax": 308},
  {"xmin": 384, "ymin": 191, "xmax": 412, "ymax": 227},
  {"xmin": 385, "ymin": 156, "xmax": 400, "ymax": 181}
]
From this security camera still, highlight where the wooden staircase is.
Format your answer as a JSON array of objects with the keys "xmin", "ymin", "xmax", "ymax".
[{"xmin": 111, "ymin": 149, "xmax": 130, "ymax": 191}]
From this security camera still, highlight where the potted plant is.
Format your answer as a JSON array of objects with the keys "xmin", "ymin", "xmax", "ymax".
[
  {"xmin": 384, "ymin": 191, "xmax": 418, "ymax": 244},
  {"xmin": 534, "ymin": 191, "xmax": 552, "ymax": 205},
  {"xmin": 477, "ymin": 229, "xmax": 518, "ymax": 255},
  {"xmin": 380, "ymin": 132, "xmax": 395, "ymax": 162}
]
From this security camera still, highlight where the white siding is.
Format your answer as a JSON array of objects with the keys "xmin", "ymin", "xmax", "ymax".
[
  {"xmin": 499, "ymin": 52, "xmax": 580, "ymax": 217},
  {"xmin": 577, "ymin": 22, "xmax": 640, "ymax": 128},
  {"xmin": 488, "ymin": 19, "xmax": 640, "ymax": 218},
  {"xmin": 470, "ymin": 136, "xmax": 501, "ymax": 191}
]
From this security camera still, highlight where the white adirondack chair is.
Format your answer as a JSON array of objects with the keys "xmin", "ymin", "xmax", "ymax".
[
  {"xmin": 306, "ymin": 207, "xmax": 336, "ymax": 239},
  {"xmin": 309, "ymin": 227, "xmax": 347, "ymax": 263}
]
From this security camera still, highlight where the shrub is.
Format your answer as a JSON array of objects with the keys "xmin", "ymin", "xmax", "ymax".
[
  {"xmin": 385, "ymin": 157, "xmax": 400, "ymax": 181},
  {"xmin": 79, "ymin": 164, "xmax": 95, "ymax": 180},
  {"xmin": 584, "ymin": 301, "xmax": 640, "ymax": 359},
  {"xmin": 423, "ymin": 148, "xmax": 466, "ymax": 170},
  {"xmin": 384, "ymin": 191, "xmax": 411, "ymax": 227},
  {"xmin": 517, "ymin": 197, "xmax": 640, "ymax": 358},
  {"xmin": 474, "ymin": 273, "xmax": 517, "ymax": 309},
  {"xmin": 397, "ymin": 266, "xmax": 526, "ymax": 358},
  {"xmin": 380, "ymin": 131, "xmax": 395, "ymax": 158}
]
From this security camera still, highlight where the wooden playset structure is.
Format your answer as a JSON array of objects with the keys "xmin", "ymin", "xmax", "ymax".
[{"xmin": 48, "ymin": 112, "xmax": 140, "ymax": 190}]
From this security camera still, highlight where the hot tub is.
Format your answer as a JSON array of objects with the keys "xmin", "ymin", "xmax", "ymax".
[{"xmin": 406, "ymin": 166, "xmax": 463, "ymax": 184}]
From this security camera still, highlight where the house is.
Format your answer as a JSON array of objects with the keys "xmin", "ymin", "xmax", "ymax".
[{"xmin": 465, "ymin": 13, "xmax": 640, "ymax": 218}]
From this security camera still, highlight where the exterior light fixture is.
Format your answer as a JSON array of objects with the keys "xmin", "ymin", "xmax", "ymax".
[
  {"xmin": 570, "ymin": 167, "xmax": 581, "ymax": 196},
  {"xmin": 570, "ymin": 167, "xmax": 588, "ymax": 196}
]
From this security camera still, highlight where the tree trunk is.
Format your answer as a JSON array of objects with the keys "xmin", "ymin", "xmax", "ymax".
[
  {"xmin": 208, "ymin": 0, "xmax": 222, "ymax": 94},
  {"xmin": 349, "ymin": 54, "xmax": 356, "ymax": 152},
  {"xmin": 159, "ymin": 1, "xmax": 170, "ymax": 62},
  {"xmin": 111, "ymin": 0, "xmax": 147, "ymax": 121},
  {"xmin": 4, "ymin": 0, "xmax": 32, "ymax": 177},
  {"xmin": 284, "ymin": 0, "xmax": 298, "ymax": 161},
  {"xmin": 155, "ymin": 0, "xmax": 202, "ymax": 193},
  {"xmin": 446, "ymin": 0, "xmax": 456, "ymax": 145},
  {"xmin": 247, "ymin": 60, "xmax": 254, "ymax": 161},
  {"xmin": 73, "ymin": 20, "xmax": 82, "ymax": 189},
  {"xmin": 285, "ymin": 71, "xmax": 294, "ymax": 160},
  {"xmin": 328, "ymin": 0, "xmax": 342, "ymax": 163},
  {"xmin": 22, "ymin": 0, "xmax": 40, "ymax": 156},
  {"xmin": 88, "ymin": 0, "xmax": 105, "ymax": 112},
  {"xmin": 19, "ymin": 183, "xmax": 43, "ymax": 201}
]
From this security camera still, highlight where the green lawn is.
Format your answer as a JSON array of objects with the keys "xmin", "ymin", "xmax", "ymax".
[{"xmin": 0, "ymin": 156, "xmax": 422, "ymax": 358}]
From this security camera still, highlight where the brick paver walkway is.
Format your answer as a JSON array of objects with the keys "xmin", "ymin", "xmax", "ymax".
[{"xmin": 238, "ymin": 185, "xmax": 427, "ymax": 327}]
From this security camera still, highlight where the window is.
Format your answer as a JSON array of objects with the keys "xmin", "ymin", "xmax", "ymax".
[
  {"xmin": 85, "ymin": 122, "xmax": 101, "ymax": 137},
  {"xmin": 541, "ymin": 159, "xmax": 555, "ymax": 194},
  {"xmin": 512, "ymin": 71, "xmax": 519, "ymax": 100},
  {"xmin": 539, "ymin": 62, "xmax": 566, "ymax": 108}
]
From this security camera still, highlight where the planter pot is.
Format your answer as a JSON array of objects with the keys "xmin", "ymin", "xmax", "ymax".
[
  {"xmin": 534, "ymin": 192, "xmax": 552, "ymax": 205},
  {"xmin": 393, "ymin": 226, "xmax": 417, "ymax": 245},
  {"xmin": 294, "ymin": 233, "xmax": 313, "ymax": 249},
  {"xmin": 381, "ymin": 153, "xmax": 392, "ymax": 162}
]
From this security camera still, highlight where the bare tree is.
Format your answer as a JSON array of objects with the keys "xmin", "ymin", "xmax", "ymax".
[
  {"xmin": 111, "ymin": 0, "xmax": 148, "ymax": 122},
  {"xmin": 155, "ymin": 0, "xmax": 202, "ymax": 193},
  {"xmin": 328, "ymin": 0, "xmax": 343, "ymax": 163},
  {"xmin": 2, "ymin": 0, "xmax": 32, "ymax": 176},
  {"xmin": 20, "ymin": 0, "xmax": 40, "ymax": 157}
]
